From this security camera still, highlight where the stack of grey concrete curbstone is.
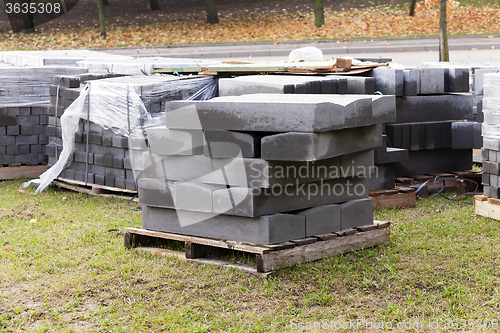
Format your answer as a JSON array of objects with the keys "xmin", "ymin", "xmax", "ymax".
[
  {"xmin": 47, "ymin": 74, "xmax": 217, "ymax": 190},
  {"xmin": 217, "ymin": 69, "xmax": 477, "ymax": 188},
  {"xmin": 481, "ymin": 73, "xmax": 500, "ymax": 199},
  {"xmin": 218, "ymin": 74, "xmax": 407, "ymax": 190},
  {"xmin": 136, "ymin": 94, "xmax": 395, "ymax": 244}
]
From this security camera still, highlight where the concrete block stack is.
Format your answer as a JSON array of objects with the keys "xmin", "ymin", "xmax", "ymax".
[
  {"xmin": 469, "ymin": 67, "xmax": 500, "ymax": 123},
  {"xmin": 371, "ymin": 66, "xmax": 476, "ymax": 176},
  {"xmin": 218, "ymin": 74, "xmax": 375, "ymax": 96},
  {"xmin": 0, "ymin": 58, "xmax": 89, "ymax": 167},
  {"xmin": 481, "ymin": 73, "xmax": 500, "ymax": 199},
  {"xmin": 47, "ymin": 74, "xmax": 217, "ymax": 190},
  {"xmin": 136, "ymin": 94, "xmax": 395, "ymax": 244},
  {"xmin": 0, "ymin": 66, "xmax": 89, "ymax": 107},
  {"xmin": 0, "ymin": 105, "xmax": 49, "ymax": 165},
  {"xmin": 218, "ymin": 74, "xmax": 405, "ymax": 189}
]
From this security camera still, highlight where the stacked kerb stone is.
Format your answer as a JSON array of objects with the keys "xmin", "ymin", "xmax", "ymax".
[
  {"xmin": 218, "ymin": 75, "xmax": 375, "ymax": 96},
  {"xmin": 481, "ymin": 73, "xmax": 500, "ymax": 199},
  {"xmin": 372, "ymin": 66, "xmax": 476, "ymax": 176},
  {"xmin": 137, "ymin": 94, "xmax": 396, "ymax": 244},
  {"xmin": 47, "ymin": 74, "xmax": 217, "ymax": 190},
  {"xmin": 218, "ymin": 74, "xmax": 407, "ymax": 190}
]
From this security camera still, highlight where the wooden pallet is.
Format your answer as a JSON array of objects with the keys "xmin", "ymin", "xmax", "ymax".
[
  {"xmin": 124, "ymin": 221, "xmax": 391, "ymax": 276},
  {"xmin": 53, "ymin": 177, "xmax": 137, "ymax": 200},
  {"xmin": 475, "ymin": 195, "xmax": 500, "ymax": 221},
  {"xmin": 0, "ymin": 163, "xmax": 47, "ymax": 180},
  {"xmin": 151, "ymin": 59, "xmax": 388, "ymax": 76},
  {"xmin": 370, "ymin": 187, "xmax": 416, "ymax": 209}
]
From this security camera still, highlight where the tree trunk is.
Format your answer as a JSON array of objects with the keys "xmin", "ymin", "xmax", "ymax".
[
  {"xmin": 102, "ymin": 0, "xmax": 109, "ymax": 5},
  {"xmin": 22, "ymin": 0, "xmax": 35, "ymax": 33},
  {"xmin": 97, "ymin": 0, "xmax": 106, "ymax": 38},
  {"xmin": 205, "ymin": 0, "xmax": 219, "ymax": 24},
  {"xmin": 149, "ymin": 0, "xmax": 160, "ymax": 10},
  {"xmin": 315, "ymin": 0, "xmax": 324, "ymax": 27},
  {"xmin": 409, "ymin": 0, "xmax": 417, "ymax": 16},
  {"xmin": 439, "ymin": 0, "xmax": 449, "ymax": 61}
]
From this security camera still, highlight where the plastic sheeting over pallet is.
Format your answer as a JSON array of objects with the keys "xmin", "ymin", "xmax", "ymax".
[
  {"xmin": 483, "ymin": 74, "xmax": 500, "ymax": 140},
  {"xmin": 0, "ymin": 66, "xmax": 89, "ymax": 107},
  {"xmin": 25, "ymin": 74, "xmax": 218, "ymax": 193},
  {"xmin": 76, "ymin": 57, "xmax": 221, "ymax": 76}
]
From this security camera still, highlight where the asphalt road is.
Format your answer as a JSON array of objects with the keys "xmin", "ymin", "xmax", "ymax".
[{"xmin": 99, "ymin": 35, "xmax": 500, "ymax": 67}]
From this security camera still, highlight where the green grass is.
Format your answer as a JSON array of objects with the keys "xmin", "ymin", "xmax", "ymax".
[{"xmin": 1, "ymin": 178, "xmax": 499, "ymax": 332}]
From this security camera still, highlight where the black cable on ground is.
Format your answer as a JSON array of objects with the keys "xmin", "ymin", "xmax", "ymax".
[
  {"xmin": 127, "ymin": 194, "xmax": 142, "ymax": 211},
  {"xmin": 414, "ymin": 176, "xmax": 478, "ymax": 201},
  {"xmin": 108, "ymin": 229, "xmax": 124, "ymax": 236}
]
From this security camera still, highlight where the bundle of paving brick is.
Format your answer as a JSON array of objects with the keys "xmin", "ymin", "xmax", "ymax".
[
  {"xmin": 0, "ymin": 105, "xmax": 49, "ymax": 165},
  {"xmin": 481, "ymin": 73, "xmax": 500, "ymax": 199},
  {"xmin": 136, "ymin": 94, "xmax": 396, "ymax": 244},
  {"xmin": 0, "ymin": 66, "xmax": 88, "ymax": 106},
  {"xmin": 47, "ymin": 74, "xmax": 217, "ymax": 190},
  {"xmin": 371, "ymin": 66, "xmax": 477, "ymax": 177},
  {"xmin": 0, "ymin": 66, "xmax": 90, "ymax": 167}
]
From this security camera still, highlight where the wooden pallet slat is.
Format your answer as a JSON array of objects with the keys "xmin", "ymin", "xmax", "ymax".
[
  {"xmin": 125, "ymin": 227, "xmax": 271, "ymax": 254},
  {"xmin": 52, "ymin": 178, "xmax": 137, "ymax": 200}
]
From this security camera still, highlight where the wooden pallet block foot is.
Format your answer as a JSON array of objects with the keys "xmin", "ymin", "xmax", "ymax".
[
  {"xmin": 475, "ymin": 195, "xmax": 500, "ymax": 221},
  {"xmin": 370, "ymin": 187, "xmax": 416, "ymax": 209},
  {"xmin": 0, "ymin": 163, "xmax": 47, "ymax": 180}
]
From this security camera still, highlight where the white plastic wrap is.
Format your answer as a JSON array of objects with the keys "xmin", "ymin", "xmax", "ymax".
[
  {"xmin": 481, "ymin": 73, "xmax": 500, "ymax": 139},
  {"xmin": 24, "ymin": 75, "xmax": 217, "ymax": 193},
  {"xmin": 76, "ymin": 57, "xmax": 222, "ymax": 75},
  {"xmin": 0, "ymin": 66, "xmax": 88, "ymax": 107},
  {"xmin": 0, "ymin": 50, "xmax": 127, "ymax": 67}
]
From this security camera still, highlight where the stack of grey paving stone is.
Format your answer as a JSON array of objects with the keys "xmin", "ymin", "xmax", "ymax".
[
  {"xmin": 481, "ymin": 73, "xmax": 500, "ymax": 199},
  {"xmin": 372, "ymin": 66, "xmax": 477, "ymax": 176},
  {"xmin": 47, "ymin": 74, "xmax": 217, "ymax": 190},
  {"xmin": 0, "ymin": 105, "xmax": 50, "ymax": 165},
  {"xmin": 0, "ymin": 64, "xmax": 89, "ymax": 166},
  {"xmin": 136, "ymin": 94, "xmax": 395, "ymax": 244}
]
